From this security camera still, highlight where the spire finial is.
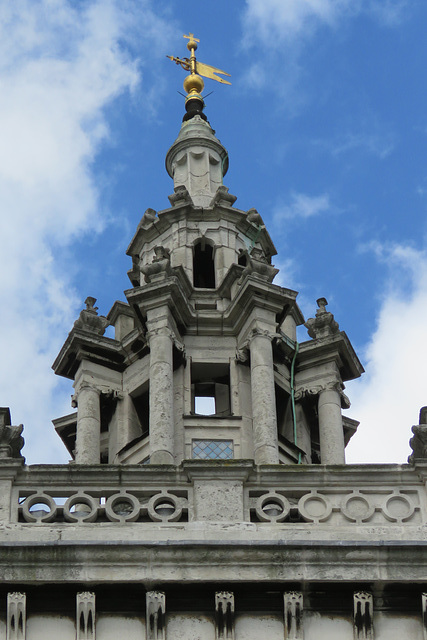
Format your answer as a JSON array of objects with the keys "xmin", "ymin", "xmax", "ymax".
[{"xmin": 167, "ymin": 34, "xmax": 231, "ymax": 122}]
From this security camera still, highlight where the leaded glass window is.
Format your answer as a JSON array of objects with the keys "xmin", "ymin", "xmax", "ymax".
[{"xmin": 192, "ymin": 439, "xmax": 233, "ymax": 460}]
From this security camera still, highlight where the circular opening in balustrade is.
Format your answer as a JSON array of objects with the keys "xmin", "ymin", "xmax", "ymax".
[
  {"xmin": 262, "ymin": 500, "xmax": 284, "ymax": 517},
  {"xmin": 255, "ymin": 493, "xmax": 290, "ymax": 522},
  {"xmin": 105, "ymin": 493, "xmax": 141, "ymax": 522},
  {"xmin": 111, "ymin": 499, "xmax": 134, "ymax": 516},
  {"xmin": 154, "ymin": 500, "xmax": 176, "ymax": 517},
  {"xmin": 21, "ymin": 494, "xmax": 57, "ymax": 523},
  {"xmin": 147, "ymin": 493, "xmax": 182, "ymax": 522},
  {"xmin": 64, "ymin": 494, "xmax": 98, "ymax": 523},
  {"xmin": 28, "ymin": 502, "xmax": 51, "ymax": 516},
  {"xmin": 69, "ymin": 502, "xmax": 92, "ymax": 518}
]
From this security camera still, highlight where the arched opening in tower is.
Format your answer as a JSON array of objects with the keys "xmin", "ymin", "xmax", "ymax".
[{"xmin": 193, "ymin": 241, "xmax": 215, "ymax": 288}]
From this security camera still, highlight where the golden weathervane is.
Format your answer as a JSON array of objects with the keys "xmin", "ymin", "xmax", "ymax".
[{"xmin": 167, "ymin": 33, "xmax": 231, "ymax": 101}]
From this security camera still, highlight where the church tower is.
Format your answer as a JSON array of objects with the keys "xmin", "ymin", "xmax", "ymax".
[
  {"xmin": 1, "ymin": 34, "xmax": 427, "ymax": 640},
  {"xmin": 52, "ymin": 33, "xmax": 363, "ymax": 471}
]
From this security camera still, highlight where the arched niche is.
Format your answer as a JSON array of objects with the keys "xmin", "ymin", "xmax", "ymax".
[{"xmin": 193, "ymin": 238, "xmax": 216, "ymax": 289}]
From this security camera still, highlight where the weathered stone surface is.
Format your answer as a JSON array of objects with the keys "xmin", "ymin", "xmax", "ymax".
[
  {"xmin": 74, "ymin": 297, "xmax": 109, "ymax": 335},
  {"xmin": 409, "ymin": 407, "xmax": 427, "ymax": 463},
  {"xmin": 305, "ymin": 297, "xmax": 339, "ymax": 339},
  {"xmin": 0, "ymin": 408, "xmax": 24, "ymax": 460}
]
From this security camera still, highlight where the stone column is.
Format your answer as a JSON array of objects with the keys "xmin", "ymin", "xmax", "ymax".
[
  {"xmin": 249, "ymin": 329, "xmax": 279, "ymax": 464},
  {"xmin": 75, "ymin": 385, "xmax": 101, "ymax": 464},
  {"xmin": 318, "ymin": 382, "xmax": 345, "ymax": 464},
  {"xmin": 148, "ymin": 327, "xmax": 174, "ymax": 464}
]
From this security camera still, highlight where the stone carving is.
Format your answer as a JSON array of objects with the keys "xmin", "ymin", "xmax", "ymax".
[
  {"xmin": 210, "ymin": 185, "xmax": 237, "ymax": 207},
  {"xmin": 128, "ymin": 254, "xmax": 141, "ymax": 287},
  {"xmin": 7, "ymin": 592, "xmax": 26, "ymax": 640},
  {"xmin": 73, "ymin": 297, "xmax": 109, "ymax": 335},
  {"xmin": 304, "ymin": 297, "xmax": 339, "ymax": 339},
  {"xmin": 246, "ymin": 208, "xmax": 264, "ymax": 226},
  {"xmin": 353, "ymin": 591, "xmax": 373, "ymax": 640},
  {"xmin": 146, "ymin": 591, "xmax": 166, "ymax": 640},
  {"xmin": 140, "ymin": 246, "xmax": 173, "ymax": 283},
  {"xmin": 235, "ymin": 345, "xmax": 249, "ymax": 363},
  {"xmin": 76, "ymin": 592, "xmax": 95, "ymax": 640},
  {"xmin": 0, "ymin": 408, "xmax": 24, "ymax": 460},
  {"xmin": 238, "ymin": 248, "xmax": 278, "ymax": 284},
  {"xmin": 283, "ymin": 591, "xmax": 303, "ymax": 640},
  {"xmin": 295, "ymin": 379, "xmax": 350, "ymax": 409},
  {"xmin": 215, "ymin": 591, "xmax": 235, "ymax": 640},
  {"xmin": 168, "ymin": 184, "xmax": 193, "ymax": 207},
  {"xmin": 139, "ymin": 207, "xmax": 157, "ymax": 226},
  {"xmin": 248, "ymin": 327, "xmax": 277, "ymax": 343},
  {"xmin": 146, "ymin": 326, "xmax": 185, "ymax": 359},
  {"xmin": 408, "ymin": 406, "xmax": 427, "ymax": 463}
]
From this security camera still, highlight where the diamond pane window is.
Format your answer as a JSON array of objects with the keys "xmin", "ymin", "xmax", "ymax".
[{"xmin": 192, "ymin": 439, "xmax": 233, "ymax": 460}]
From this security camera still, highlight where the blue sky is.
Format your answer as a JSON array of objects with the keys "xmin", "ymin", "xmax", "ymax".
[{"xmin": 0, "ymin": 0, "xmax": 426, "ymax": 464}]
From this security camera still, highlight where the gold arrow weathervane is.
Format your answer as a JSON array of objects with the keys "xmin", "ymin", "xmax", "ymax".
[{"xmin": 167, "ymin": 33, "xmax": 231, "ymax": 103}]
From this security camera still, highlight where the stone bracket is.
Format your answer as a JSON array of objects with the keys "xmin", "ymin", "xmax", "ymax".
[
  {"xmin": 76, "ymin": 591, "xmax": 95, "ymax": 640},
  {"xmin": 215, "ymin": 591, "xmax": 235, "ymax": 640},
  {"xmin": 353, "ymin": 591, "xmax": 373, "ymax": 639},
  {"xmin": 284, "ymin": 591, "xmax": 303, "ymax": 639},
  {"xmin": 146, "ymin": 591, "xmax": 166, "ymax": 640},
  {"xmin": 7, "ymin": 592, "xmax": 26, "ymax": 640}
]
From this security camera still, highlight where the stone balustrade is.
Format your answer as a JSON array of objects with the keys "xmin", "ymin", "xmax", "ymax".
[{"xmin": 0, "ymin": 461, "xmax": 424, "ymax": 537}]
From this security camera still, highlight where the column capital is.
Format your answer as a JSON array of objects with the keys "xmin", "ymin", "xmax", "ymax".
[
  {"xmin": 146, "ymin": 326, "xmax": 174, "ymax": 341},
  {"xmin": 146, "ymin": 327, "xmax": 185, "ymax": 355},
  {"xmin": 248, "ymin": 327, "xmax": 278, "ymax": 344},
  {"xmin": 74, "ymin": 381, "xmax": 102, "ymax": 397},
  {"xmin": 237, "ymin": 328, "xmax": 278, "ymax": 359},
  {"xmin": 295, "ymin": 378, "xmax": 350, "ymax": 408}
]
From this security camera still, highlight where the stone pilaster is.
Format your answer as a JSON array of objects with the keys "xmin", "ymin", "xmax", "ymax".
[
  {"xmin": 147, "ymin": 327, "xmax": 174, "ymax": 464},
  {"xmin": 75, "ymin": 385, "xmax": 101, "ymax": 464},
  {"xmin": 248, "ymin": 329, "xmax": 279, "ymax": 464}
]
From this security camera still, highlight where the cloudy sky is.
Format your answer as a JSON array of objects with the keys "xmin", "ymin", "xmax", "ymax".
[{"xmin": 0, "ymin": 0, "xmax": 426, "ymax": 465}]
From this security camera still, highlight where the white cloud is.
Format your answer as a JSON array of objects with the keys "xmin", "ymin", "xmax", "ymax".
[
  {"xmin": 329, "ymin": 132, "xmax": 395, "ymax": 160},
  {"xmin": 345, "ymin": 243, "xmax": 427, "ymax": 463},
  {"xmin": 0, "ymin": 1, "xmax": 173, "ymax": 463},
  {"xmin": 242, "ymin": 0, "xmax": 408, "ymax": 47},
  {"xmin": 242, "ymin": 0, "xmax": 354, "ymax": 46},
  {"xmin": 240, "ymin": 0, "xmax": 409, "ymax": 97},
  {"xmin": 274, "ymin": 192, "xmax": 331, "ymax": 222}
]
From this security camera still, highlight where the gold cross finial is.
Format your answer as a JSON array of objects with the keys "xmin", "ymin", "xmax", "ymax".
[
  {"xmin": 183, "ymin": 33, "xmax": 200, "ymax": 46},
  {"xmin": 167, "ymin": 34, "xmax": 231, "ymax": 98}
]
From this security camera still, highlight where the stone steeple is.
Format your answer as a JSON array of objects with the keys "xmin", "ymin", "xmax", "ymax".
[{"xmin": 52, "ymin": 37, "xmax": 363, "ymax": 468}]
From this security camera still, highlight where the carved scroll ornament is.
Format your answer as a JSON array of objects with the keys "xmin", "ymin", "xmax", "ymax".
[{"xmin": 295, "ymin": 379, "xmax": 350, "ymax": 409}]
